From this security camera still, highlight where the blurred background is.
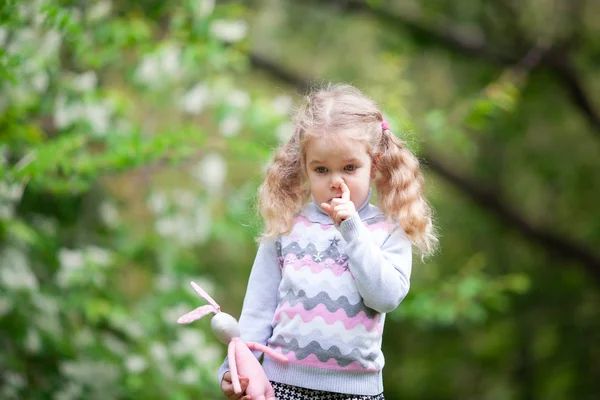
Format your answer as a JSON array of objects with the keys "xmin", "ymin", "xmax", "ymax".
[{"xmin": 1, "ymin": 0, "xmax": 599, "ymax": 399}]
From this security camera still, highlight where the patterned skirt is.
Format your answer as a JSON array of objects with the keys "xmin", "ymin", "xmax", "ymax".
[{"xmin": 271, "ymin": 381, "xmax": 385, "ymax": 400}]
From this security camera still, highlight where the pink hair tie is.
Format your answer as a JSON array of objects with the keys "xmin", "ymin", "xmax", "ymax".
[{"xmin": 381, "ymin": 119, "xmax": 389, "ymax": 131}]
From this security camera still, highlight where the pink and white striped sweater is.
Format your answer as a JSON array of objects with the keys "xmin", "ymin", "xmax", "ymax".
[{"xmin": 219, "ymin": 193, "xmax": 412, "ymax": 396}]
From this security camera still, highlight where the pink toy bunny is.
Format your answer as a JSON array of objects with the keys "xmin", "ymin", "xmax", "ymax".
[{"xmin": 177, "ymin": 282, "xmax": 287, "ymax": 400}]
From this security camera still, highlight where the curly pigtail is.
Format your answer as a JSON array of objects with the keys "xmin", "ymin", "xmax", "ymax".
[
  {"xmin": 375, "ymin": 128, "xmax": 437, "ymax": 257},
  {"xmin": 258, "ymin": 134, "xmax": 309, "ymax": 241}
]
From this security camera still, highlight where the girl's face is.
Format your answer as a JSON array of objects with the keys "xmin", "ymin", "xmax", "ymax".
[{"xmin": 304, "ymin": 135, "xmax": 376, "ymax": 211}]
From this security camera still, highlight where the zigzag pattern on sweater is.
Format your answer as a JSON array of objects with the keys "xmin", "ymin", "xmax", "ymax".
[
  {"xmin": 273, "ymin": 302, "xmax": 382, "ymax": 332},
  {"xmin": 279, "ymin": 268, "xmax": 362, "ymax": 303},
  {"xmin": 280, "ymin": 241, "xmax": 349, "ymax": 265},
  {"xmin": 270, "ymin": 349, "xmax": 380, "ymax": 372},
  {"xmin": 272, "ymin": 311, "xmax": 383, "ymax": 340},
  {"xmin": 268, "ymin": 336, "xmax": 381, "ymax": 370},
  {"xmin": 270, "ymin": 328, "xmax": 380, "ymax": 352},
  {"xmin": 277, "ymin": 289, "xmax": 377, "ymax": 319}
]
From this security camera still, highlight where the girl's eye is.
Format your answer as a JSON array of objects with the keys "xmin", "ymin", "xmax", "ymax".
[
  {"xmin": 315, "ymin": 167, "xmax": 327, "ymax": 173},
  {"xmin": 345, "ymin": 165, "xmax": 357, "ymax": 171}
]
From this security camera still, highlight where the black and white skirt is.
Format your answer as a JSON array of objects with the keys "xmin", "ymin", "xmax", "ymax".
[{"xmin": 271, "ymin": 381, "xmax": 385, "ymax": 400}]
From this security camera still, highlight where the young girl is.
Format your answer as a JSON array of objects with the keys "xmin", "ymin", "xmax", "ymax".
[{"xmin": 219, "ymin": 84, "xmax": 437, "ymax": 399}]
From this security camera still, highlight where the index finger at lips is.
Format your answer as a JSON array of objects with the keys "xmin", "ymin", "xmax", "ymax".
[{"xmin": 341, "ymin": 181, "xmax": 350, "ymax": 201}]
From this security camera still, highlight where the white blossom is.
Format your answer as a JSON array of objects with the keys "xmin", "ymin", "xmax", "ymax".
[
  {"xmin": 136, "ymin": 55, "xmax": 161, "ymax": 85},
  {"xmin": 227, "ymin": 89, "xmax": 251, "ymax": 109},
  {"xmin": 25, "ymin": 329, "xmax": 41, "ymax": 353},
  {"xmin": 33, "ymin": 293, "xmax": 62, "ymax": 336},
  {"xmin": 0, "ymin": 297, "xmax": 13, "ymax": 317},
  {"xmin": 136, "ymin": 44, "xmax": 182, "ymax": 86},
  {"xmin": 86, "ymin": 246, "xmax": 112, "ymax": 267},
  {"xmin": 272, "ymin": 95, "xmax": 293, "ymax": 115},
  {"xmin": 155, "ymin": 216, "xmax": 180, "ymax": 237},
  {"xmin": 161, "ymin": 45, "xmax": 181, "ymax": 76},
  {"xmin": 192, "ymin": 153, "xmax": 227, "ymax": 192},
  {"xmin": 0, "ymin": 181, "xmax": 24, "ymax": 202},
  {"xmin": 87, "ymin": 1, "xmax": 112, "ymax": 22},
  {"xmin": 194, "ymin": 0, "xmax": 215, "ymax": 19},
  {"xmin": 125, "ymin": 355, "xmax": 147, "ymax": 374},
  {"xmin": 155, "ymin": 274, "xmax": 176, "ymax": 292},
  {"xmin": 0, "ymin": 203, "xmax": 14, "ymax": 220},
  {"xmin": 194, "ymin": 344, "xmax": 221, "ymax": 364},
  {"xmin": 179, "ymin": 83, "xmax": 210, "ymax": 114},
  {"xmin": 276, "ymin": 122, "xmax": 294, "ymax": 143},
  {"xmin": 122, "ymin": 321, "xmax": 144, "ymax": 339},
  {"xmin": 54, "ymin": 96, "xmax": 76, "ymax": 129},
  {"xmin": 56, "ymin": 248, "xmax": 84, "ymax": 287},
  {"xmin": 40, "ymin": 29, "xmax": 62, "ymax": 59},
  {"xmin": 55, "ymin": 97, "xmax": 113, "ymax": 134},
  {"xmin": 33, "ymin": 292, "xmax": 59, "ymax": 316},
  {"xmin": 147, "ymin": 191, "xmax": 168, "ymax": 214},
  {"xmin": 0, "ymin": 248, "xmax": 38, "ymax": 291},
  {"xmin": 171, "ymin": 329, "xmax": 205, "ymax": 357},
  {"xmin": 99, "ymin": 201, "xmax": 120, "ymax": 227},
  {"xmin": 101, "ymin": 334, "xmax": 128, "ymax": 354},
  {"xmin": 53, "ymin": 382, "xmax": 83, "ymax": 400},
  {"xmin": 179, "ymin": 367, "xmax": 200, "ymax": 384},
  {"xmin": 60, "ymin": 360, "xmax": 120, "ymax": 389},
  {"xmin": 178, "ymin": 208, "xmax": 210, "ymax": 245},
  {"xmin": 209, "ymin": 20, "xmax": 248, "ymax": 43},
  {"xmin": 4, "ymin": 372, "xmax": 25, "ymax": 389},
  {"xmin": 8, "ymin": 28, "xmax": 36, "ymax": 55},
  {"xmin": 58, "ymin": 248, "xmax": 85, "ymax": 271},
  {"xmin": 31, "ymin": 72, "xmax": 49, "ymax": 93},
  {"xmin": 84, "ymin": 102, "xmax": 113, "ymax": 136},
  {"xmin": 149, "ymin": 342, "xmax": 169, "ymax": 363},
  {"xmin": 219, "ymin": 114, "xmax": 242, "ymax": 137},
  {"xmin": 72, "ymin": 71, "xmax": 97, "ymax": 92},
  {"xmin": 189, "ymin": 205, "xmax": 211, "ymax": 244}
]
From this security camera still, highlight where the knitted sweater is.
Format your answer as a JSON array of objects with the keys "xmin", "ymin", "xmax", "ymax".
[{"xmin": 218, "ymin": 193, "xmax": 412, "ymax": 396}]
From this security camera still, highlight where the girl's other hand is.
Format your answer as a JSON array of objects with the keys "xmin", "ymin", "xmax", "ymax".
[
  {"xmin": 321, "ymin": 181, "xmax": 356, "ymax": 225},
  {"xmin": 221, "ymin": 372, "xmax": 252, "ymax": 400}
]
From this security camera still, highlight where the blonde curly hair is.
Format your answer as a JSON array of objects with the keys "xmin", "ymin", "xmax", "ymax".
[{"xmin": 258, "ymin": 84, "xmax": 437, "ymax": 257}]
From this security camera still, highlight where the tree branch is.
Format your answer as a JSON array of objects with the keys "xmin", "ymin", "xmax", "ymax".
[
  {"xmin": 315, "ymin": 0, "xmax": 600, "ymax": 136},
  {"xmin": 548, "ymin": 54, "xmax": 600, "ymax": 132},
  {"xmin": 246, "ymin": 52, "xmax": 600, "ymax": 286},
  {"xmin": 249, "ymin": 53, "xmax": 313, "ymax": 92},
  {"xmin": 423, "ymin": 155, "xmax": 600, "ymax": 286}
]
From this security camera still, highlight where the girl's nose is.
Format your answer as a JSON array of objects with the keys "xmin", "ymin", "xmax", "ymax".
[{"xmin": 330, "ymin": 176, "xmax": 343, "ymax": 189}]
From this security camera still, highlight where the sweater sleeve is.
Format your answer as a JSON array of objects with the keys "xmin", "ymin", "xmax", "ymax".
[
  {"xmin": 338, "ymin": 213, "xmax": 412, "ymax": 313},
  {"xmin": 217, "ymin": 239, "xmax": 282, "ymax": 384}
]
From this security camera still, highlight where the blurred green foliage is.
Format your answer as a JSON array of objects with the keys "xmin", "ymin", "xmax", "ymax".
[{"xmin": 1, "ymin": 0, "xmax": 599, "ymax": 399}]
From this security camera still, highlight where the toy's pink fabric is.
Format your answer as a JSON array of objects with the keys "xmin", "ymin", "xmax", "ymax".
[
  {"xmin": 176, "ymin": 305, "xmax": 217, "ymax": 324},
  {"xmin": 230, "ymin": 338, "xmax": 282, "ymax": 400},
  {"xmin": 177, "ymin": 282, "xmax": 287, "ymax": 399},
  {"xmin": 191, "ymin": 282, "xmax": 220, "ymax": 311}
]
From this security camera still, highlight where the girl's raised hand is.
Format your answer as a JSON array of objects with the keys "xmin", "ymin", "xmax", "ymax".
[
  {"xmin": 221, "ymin": 372, "xmax": 252, "ymax": 400},
  {"xmin": 321, "ymin": 181, "xmax": 356, "ymax": 225}
]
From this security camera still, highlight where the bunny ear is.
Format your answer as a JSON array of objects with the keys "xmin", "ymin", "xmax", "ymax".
[
  {"xmin": 177, "ymin": 305, "xmax": 217, "ymax": 324},
  {"xmin": 190, "ymin": 281, "xmax": 220, "ymax": 311}
]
